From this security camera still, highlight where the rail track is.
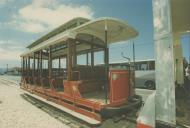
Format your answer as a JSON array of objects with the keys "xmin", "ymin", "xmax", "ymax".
[
  {"xmin": 20, "ymin": 93, "xmax": 91, "ymax": 128},
  {"xmin": 20, "ymin": 93, "xmax": 137, "ymax": 128}
]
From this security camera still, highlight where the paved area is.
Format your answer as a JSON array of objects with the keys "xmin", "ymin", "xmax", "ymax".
[{"xmin": 0, "ymin": 77, "xmax": 69, "ymax": 128}]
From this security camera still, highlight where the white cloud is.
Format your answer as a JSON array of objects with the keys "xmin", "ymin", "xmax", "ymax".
[
  {"xmin": 0, "ymin": 50, "xmax": 21, "ymax": 60},
  {"xmin": 0, "ymin": 40, "xmax": 25, "ymax": 60},
  {"xmin": 10, "ymin": 0, "xmax": 93, "ymax": 33}
]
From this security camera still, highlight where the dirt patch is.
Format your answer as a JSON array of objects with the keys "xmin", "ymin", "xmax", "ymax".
[
  {"xmin": 0, "ymin": 80, "xmax": 69, "ymax": 128},
  {"xmin": 176, "ymin": 86, "xmax": 190, "ymax": 126}
]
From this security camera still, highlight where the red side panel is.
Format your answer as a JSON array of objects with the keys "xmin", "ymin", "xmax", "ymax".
[
  {"xmin": 109, "ymin": 70, "xmax": 130, "ymax": 104},
  {"xmin": 136, "ymin": 123, "xmax": 153, "ymax": 128}
]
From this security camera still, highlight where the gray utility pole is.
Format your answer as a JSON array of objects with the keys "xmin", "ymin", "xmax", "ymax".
[{"xmin": 6, "ymin": 64, "xmax": 8, "ymax": 72}]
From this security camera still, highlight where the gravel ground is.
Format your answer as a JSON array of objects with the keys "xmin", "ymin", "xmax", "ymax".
[{"xmin": 0, "ymin": 78, "xmax": 70, "ymax": 128}]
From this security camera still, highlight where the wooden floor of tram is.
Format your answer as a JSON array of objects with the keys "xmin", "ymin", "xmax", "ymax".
[{"xmin": 82, "ymin": 91, "xmax": 110, "ymax": 104}]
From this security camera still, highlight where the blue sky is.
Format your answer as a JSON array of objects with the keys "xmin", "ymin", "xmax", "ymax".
[{"xmin": 0, "ymin": 0, "xmax": 189, "ymax": 68}]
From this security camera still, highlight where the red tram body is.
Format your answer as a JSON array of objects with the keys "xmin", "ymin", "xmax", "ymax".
[{"xmin": 20, "ymin": 17, "xmax": 141, "ymax": 125}]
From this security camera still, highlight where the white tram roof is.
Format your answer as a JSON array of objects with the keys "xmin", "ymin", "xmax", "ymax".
[{"xmin": 21, "ymin": 17, "xmax": 138, "ymax": 57}]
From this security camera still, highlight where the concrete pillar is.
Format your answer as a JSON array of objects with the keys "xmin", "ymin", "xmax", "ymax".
[
  {"xmin": 153, "ymin": 0, "xmax": 190, "ymax": 126},
  {"xmin": 153, "ymin": 0, "xmax": 176, "ymax": 126}
]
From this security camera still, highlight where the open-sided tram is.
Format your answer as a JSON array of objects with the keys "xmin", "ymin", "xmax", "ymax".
[{"xmin": 20, "ymin": 17, "xmax": 142, "ymax": 125}]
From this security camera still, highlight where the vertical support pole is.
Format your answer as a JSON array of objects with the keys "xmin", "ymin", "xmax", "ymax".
[
  {"xmin": 67, "ymin": 41, "xmax": 72, "ymax": 81},
  {"xmin": 40, "ymin": 50, "xmax": 42, "ymax": 78},
  {"xmin": 23, "ymin": 58, "xmax": 25, "ymax": 76},
  {"xmin": 133, "ymin": 42, "xmax": 136, "ymax": 88},
  {"xmin": 22, "ymin": 57, "xmax": 24, "ymax": 76},
  {"xmin": 28, "ymin": 57, "xmax": 30, "ymax": 77},
  {"xmin": 91, "ymin": 45, "xmax": 94, "ymax": 67},
  {"xmin": 104, "ymin": 20, "xmax": 109, "ymax": 104},
  {"xmin": 59, "ymin": 57, "xmax": 61, "ymax": 76},
  {"xmin": 33, "ymin": 52, "xmax": 35, "ymax": 78},
  {"xmin": 25, "ymin": 57, "xmax": 28, "ymax": 77},
  {"xmin": 59, "ymin": 58, "xmax": 61, "ymax": 69},
  {"xmin": 67, "ymin": 39, "xmax": 75, "ymax": 80},
  {"xmin": 66, "ymin": 56, "xmax": 68, "ymax": 69},
  {"xmin": 153, "ymin": 0, "xmax": 176, "ymax": 126},
  {"xmin": 37, "ymin": 51, "xmax": 40, "ymax": 77},
  {"xmin": 133, "ymin": 42, "xmax": 135, "ymax": 66},
  {"xmin": 86, "ymin": 53, "xmax": 89, "ymax": 65},
  {"xmin": 48, "ymin": 46, "xmax": 52, "ymax": 80},
  {"xmin": 72, "ymin": 41, "xmax": 77, "ymax": 67},
  {"xmin": 67, "ymin": 40, "xmax": 72, "ymax": 81},
  {"xmin": 21, "ymin": 58, "xmax": 22, "ymax": 76}
]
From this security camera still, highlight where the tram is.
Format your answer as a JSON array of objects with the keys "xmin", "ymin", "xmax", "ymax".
[{"xmin": 20, "ymin": 17, "xmax": 142, "ymax": 125}]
